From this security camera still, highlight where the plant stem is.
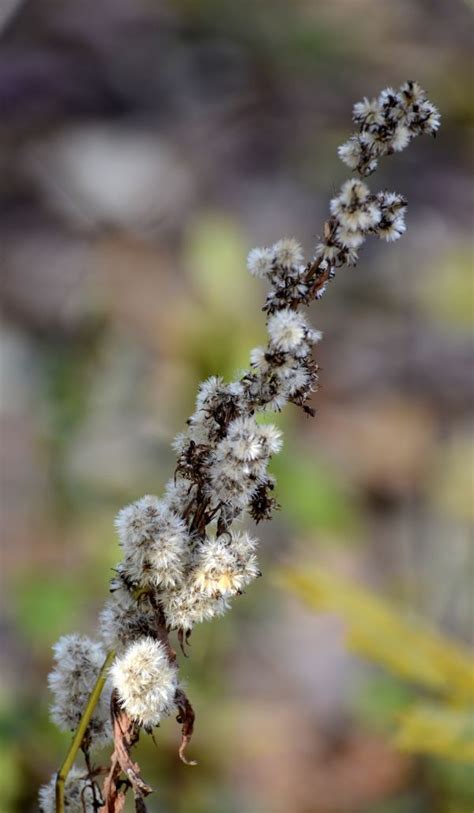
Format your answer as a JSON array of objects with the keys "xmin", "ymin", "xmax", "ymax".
[{"xmin": 55, "ymin": 650, "xmax": 115, "ymax": 813}]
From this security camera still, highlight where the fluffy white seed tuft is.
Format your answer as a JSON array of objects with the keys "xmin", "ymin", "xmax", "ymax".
[
  {"xmin": 111, "ymin": 638, "xmax": 178, "ymax": 727},
  {"xmin": 272, "ymin": 237, "xmax": 304, "ymax": 268},
  {"xmin": 206, "ymin": 460, "xmax": 258, "ymax": 508},
  {"xmin": 257, "ymin": 422, "xmax": 284, "ymax": 455},
  {"xmin": 391, "ymin": 124, "xmax": 411, "ymax": 152},
  {"xmin": 330, "ymin": 180, "xmax": 381, "ymax": 232},
  {"xmin": 376, "ymin": 215, "xmax": 406, "ymax": 241},
  {"xmin": 48, "ymin": 634, "xmax": 112, "ymax": 745},
  {"xmin": 352, "ymin": 97, "xmax": 384, "ymax": 127},
  {"xmin": 249, "ymin": 346, "xmax": 268, "ymax": 370},
  {"xmin": 267, "ymin": 309, "xmax": 308, "ymax": 352},
  {"xmin": 99, "ymin": 593, "xmax": 157, "ymax": 652},
  {"xmin": 190, "ymin": 532, "xmax": 260, "ymax": 598},
  {"xmin": 247, "ymin": 246, "xmax": 274, "ymax": 278},
  {"xmin": 336, "ymin": 225, "xmax": 366, "ymax": 249},
  {"xmin": 277, "ymin": 363, "xmax": 311, "ymax": 396},
  {"xmin": 337, "ymin": 137, "xmax": 363, "ymax": 169},
  {"xmin": 223, "ymin": 416, "xmax": 265, "ymax": 461},
  {"xmin": 115, "ymin": 495, "xmax": 190, "ymax": 589},
  {"xmin": 161, "ymin": 583, "xmax": 230, "ymax": 632},
  {"xmin": 163, "ymin": 477, "xmax": 195, "ymax": 516},
  {"xmin": 338, "ymin": 82, "xmax": 440, "ymax": 175},
  {"xmin": 195, "ymin": 375, "xmax": 225, "ymax": 410}
]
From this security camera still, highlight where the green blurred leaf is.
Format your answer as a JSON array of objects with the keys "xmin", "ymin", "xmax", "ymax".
[
  {"xmin": 12, "ymin": 572, "xmax": 86, "ymax": 648},
  {"xmin": 355, "ymin": 675, "xmax": 417, "ymax": 732},
  {"xmin": 362, "ymin": 795, "xmax": 421, "ymax": 813},
  {"xmin": 271, "ymin": 445, "xmax": 360, "ymax": 535},
  {"xmin": 425, "ymin": 757, "xmax": 474, "ymax": 806}
]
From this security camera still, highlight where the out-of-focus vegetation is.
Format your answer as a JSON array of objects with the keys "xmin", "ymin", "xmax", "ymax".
[
  {"xmin": 0, "ymin": 0, "xmax": 472, "ymax": 811},
  {"xmin": 276, "ymin": 568, "xmax": 474, "ymax": 760}
]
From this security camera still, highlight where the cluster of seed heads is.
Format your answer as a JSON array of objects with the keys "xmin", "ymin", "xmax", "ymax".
[
  {"xmin": 338, "ymin": 80, "xmax": 440, "ymax": 176},
  {"xmin": 40, "ymin": 81, "xmax": 440, "ymax": 812}
]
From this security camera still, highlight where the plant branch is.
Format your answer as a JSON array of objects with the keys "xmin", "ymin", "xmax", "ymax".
[
  {"xmin": 100, "ymin": 692, "xmax": 152, "ymax": 812},
  {"xmin": 55, "ymin": 649, "xmax": 115, "ymax": 813}
]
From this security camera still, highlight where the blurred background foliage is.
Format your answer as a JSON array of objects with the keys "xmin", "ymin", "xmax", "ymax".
[
  {"xmin": 0, "ymin": 1, "xmax": 472, "ymax": 811},
  {"xmin": 276, "ymin": 569, "xmax": 474, "ymax": 758}
]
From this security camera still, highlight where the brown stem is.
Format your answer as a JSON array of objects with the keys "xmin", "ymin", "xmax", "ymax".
[
  {"xmin": 301, "ymin": 217, "xmax": 341, "ymax": 301},
  {"xmin": 100, "ymin": 693, "xmax": 152, "ymax": 812},
  {"xmin": 148, "ymin": 593, "xmax": 177, "ymax": 664},
  {"xmin": 188, "ymin": 490, "xmax": 210, "ymax": 538},
  {"xmin": 82, "ymin": 744, "xmax": 102, "ymax": 812},
  {"xmin": 100, "ymin": 612, "xmax": 196, "ymax": 810},
  {"xmin": 100, "ymin": 753, "xmax": 122, "ymax": 813}
]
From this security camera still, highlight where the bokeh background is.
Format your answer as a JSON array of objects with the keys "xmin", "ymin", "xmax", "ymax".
[{"xmin": 0, "ymin": 1, "xmax": 473, "ymax": 811}]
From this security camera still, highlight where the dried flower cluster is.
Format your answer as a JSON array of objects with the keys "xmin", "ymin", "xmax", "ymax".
[
  {"xmin": 40, "ymin": 82, "xmax": 439, "ymax": 813},
  {"xmin": 48, "ymin": 635, "xmax": 112, "ymax": 746},
  {"xmin": 110, "ymin": 638, "xmax": 179, "ymax": 727},
  {"xmin": 338, "ymin": 80, "xmax": 440, "ymax": 176}
]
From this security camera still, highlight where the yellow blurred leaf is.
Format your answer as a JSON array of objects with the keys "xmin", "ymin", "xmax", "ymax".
[
  {"xmin": 428, "ymin": 433, "xmax": 474, "ymax": 523},
  {"xmin": 184, "ymin": 213, "xmax": 255, "ymax": 312},
  {"xmin": 274, "ymin": 567, "xmax": 474, "ymax": 702},
  {"xmin": 419, "ymin": 248, "xmax": 473, "ymax": 328},
  {"xmin": 395, "ymin": 702, "xmax": 474, "ymax": 763}
]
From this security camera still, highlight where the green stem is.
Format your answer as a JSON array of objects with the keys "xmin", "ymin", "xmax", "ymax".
[{"xmin": 55, "ymin": 649, "xmax": 115, "ymax": 813}]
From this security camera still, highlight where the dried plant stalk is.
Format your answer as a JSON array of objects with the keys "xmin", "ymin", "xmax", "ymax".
[{"xmin": 37, "ymin": 81, "xmax": 440, "ymax": 813}]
